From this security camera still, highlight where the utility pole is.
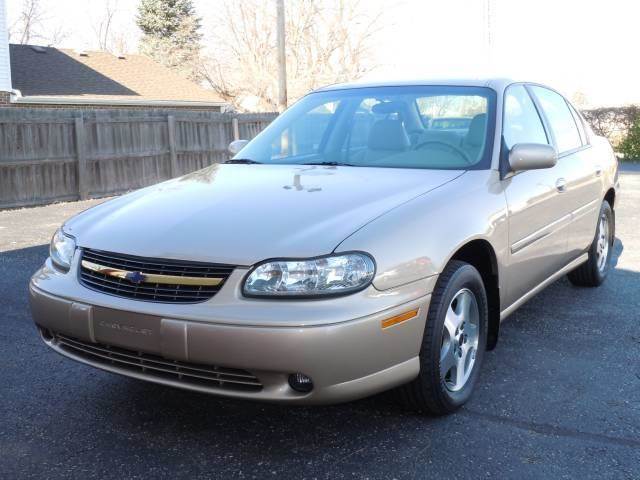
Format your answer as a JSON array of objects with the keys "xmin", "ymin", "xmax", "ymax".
[
  {"xmin": 276, "ymin": 0, "xmax": 288, "ymax": 112},
  {"xmin": 485, "ymin": 0, "xmax": 493, "ymax": 69}
]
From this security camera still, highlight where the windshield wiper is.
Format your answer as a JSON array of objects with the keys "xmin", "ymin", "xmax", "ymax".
[
  {"xmin": 223, "ymin": 158, "xmax": 263, "ymax": 164},
  {"xmin": 301, "ymin": 161, "xmax": 357, "ymax": 167}
]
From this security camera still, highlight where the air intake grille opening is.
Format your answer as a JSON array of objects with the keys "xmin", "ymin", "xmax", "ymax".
[
  {"xmin": 54, "ymin": 332, "xmax": 263, "ymax": 392},
  {"xmin": 79, "ymin": 248, "xmax": 234, "ymax": 303}
]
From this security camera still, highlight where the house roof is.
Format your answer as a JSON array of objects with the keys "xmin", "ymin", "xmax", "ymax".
[{"xmin": 8, "ymin": 44, "xmax": 226, "ymax": 107}]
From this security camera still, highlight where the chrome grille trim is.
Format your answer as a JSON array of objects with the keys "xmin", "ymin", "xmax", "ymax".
[
  {"xmin": 54, "ymin": 333, "xmax": 263, "ymax": 392},
  {"xmin": 79, "ymin": 248, "xmax": 235, "ymax": 303}
]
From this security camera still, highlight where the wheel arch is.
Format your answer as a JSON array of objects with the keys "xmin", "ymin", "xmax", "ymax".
[
  {"xmin": 448, "ymin": 238, "xmax": 500, "ymax": 350},
  {"xmin": 604, "ymin": 188, "xmax": 615, "ymax": 209},
  {"xmin": 604, "ymin": 188, "xmax": 616, "ymax": 240}
]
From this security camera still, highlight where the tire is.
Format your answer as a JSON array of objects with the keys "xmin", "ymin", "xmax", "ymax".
[
  {"xmin": 397, "ymin": 260, "xmax": 488, "ymax": 415},
  {"xmin": 568, "ymin": 201, "xmax": 614, "ymax": 287}
]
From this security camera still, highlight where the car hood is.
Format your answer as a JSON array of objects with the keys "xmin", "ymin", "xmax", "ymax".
[{"xmin": 65, "ymin": 164, "xmax": 463, "ymax": 266}]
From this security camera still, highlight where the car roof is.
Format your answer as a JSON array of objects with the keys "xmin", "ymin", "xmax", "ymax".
[{"xmin": 314, "ymin": 78, "xmax": 544, "ymax": 94}]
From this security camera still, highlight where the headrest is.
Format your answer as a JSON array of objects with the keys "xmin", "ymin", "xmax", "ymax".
[
  {"xmin": 371, "ymin": 101, "xmax": 405, "ymax": 115},
  {"xmin": 464, "ymin": 113, "xmax": 487, "ymax": 147},
  {"xmin": 419, "ymin": 130, "xmax": 461, "ymax": 145},
  {"xmin": 367, "ymin": 119, "xmax": 410, "ymax": 151}
]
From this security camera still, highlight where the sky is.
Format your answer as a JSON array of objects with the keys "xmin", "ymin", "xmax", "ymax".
[{"xmin": 4, "ymin": 0, "xmax": 639, "ymax": 107}]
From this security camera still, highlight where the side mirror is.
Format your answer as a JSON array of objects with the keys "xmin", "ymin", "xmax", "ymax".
[
  {"xmin": 508, "ymin": 143, "xmax": 557, "ymax": 172},
  {"xmin": 228, "ymin": 139, "xmax": 249, "ymax": 156}
]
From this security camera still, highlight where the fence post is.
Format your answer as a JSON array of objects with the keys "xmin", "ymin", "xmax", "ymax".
[
  {"xmin": 167, "ymin": 115, "xmax": 179, "ymax": 177},
  {"xmin": 232, "ymin": 117, "xmax": 240, "ymax": 141},
  {"xmin": 74, "ymin": 116, "xmax": 89, "ymax": 200}
]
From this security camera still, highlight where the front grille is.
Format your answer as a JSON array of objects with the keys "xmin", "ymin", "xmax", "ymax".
[
  {"xmin": 53, "ymin": 332, "xmax": 263, "ymax": 392},
  {"xmin": 79, "ymin": 248, "xmax": 235, "ymax": 303}
]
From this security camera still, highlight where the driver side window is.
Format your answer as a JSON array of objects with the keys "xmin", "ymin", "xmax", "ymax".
[{"xmin": 503, "ymin": 85, "xmax": 549, "ymax": 150}]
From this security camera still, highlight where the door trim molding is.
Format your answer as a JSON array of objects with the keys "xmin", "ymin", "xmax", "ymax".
[
  {"xmin": 510, "ymin": 213, "xmax": 571, "ymax": 254},
  {"xmin": 570, "ymin": 198, "xmax": 599, "ymax": 222},
  {"xmin": 510, "ymin": 198, "xmax": 599, "ymax": 255}
]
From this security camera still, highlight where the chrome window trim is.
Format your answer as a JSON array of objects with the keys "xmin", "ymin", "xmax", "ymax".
[{"xmin": 526, "ymin": 84, "xmax": 584, "ymax": 156}]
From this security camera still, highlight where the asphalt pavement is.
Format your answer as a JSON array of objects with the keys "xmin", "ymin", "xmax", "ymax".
[{"xmin": 1, "ymin": 170, "xmax": 639, "ymax": 479}]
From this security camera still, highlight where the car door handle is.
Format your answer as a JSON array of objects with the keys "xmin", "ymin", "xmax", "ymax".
[
  {"xmin": 595, "ymin": 165, "xmax": 603, "ymax": 177},
  {"xmin": 555, "ymin": 178, "xmax": 567, "ymax": 193}
]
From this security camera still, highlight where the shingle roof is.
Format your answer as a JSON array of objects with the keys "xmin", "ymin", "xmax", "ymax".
[{"xmin": 9, "ymin": 44, "xmax": 225, "ymax": 105}]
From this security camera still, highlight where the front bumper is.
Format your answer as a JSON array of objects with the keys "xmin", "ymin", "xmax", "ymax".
[{"xmin": 30, "ymin": 259, "xmax": 434, "ymax": 405}]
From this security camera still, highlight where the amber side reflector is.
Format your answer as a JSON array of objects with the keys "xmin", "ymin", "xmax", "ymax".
[{"xmin": 381, "ymin": 308, "xmax": 419, "ymax": 329}]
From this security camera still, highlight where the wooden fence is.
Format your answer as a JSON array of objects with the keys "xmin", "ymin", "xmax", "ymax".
[{"xmin": 0, "ymin": 108, "xmax": 276, "ymax": 209}]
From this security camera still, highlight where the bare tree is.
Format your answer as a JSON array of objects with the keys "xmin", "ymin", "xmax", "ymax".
[
  {"xmin": 9, "ymin": 0, "xmax": 69, "ymax": 46},
  {"xmin": 571, "ymin": 91, "xmax": 589, "ymax": 109},
  {"xmin": 47, "ymin": 25, "xmax": 69, "ymax": 46},
  {"xmin": 92, "ymin": 0, "xmax": 118, "ymax": 52},
  {"xmin": 199, "ymin": 0, "xmax": 383, "ymax": 111},
  {"xmin": 582, "ymin": 105, "xmax": 640, "ymax": 147},
  {"xmin": 89, "ymin": 0, "xmax": 134, "ymax": 54},
  {"xmin": 110, "ymin": 30, "xmax": 132, "ymax": 55},
  {"xmin": 10, "ymin": 0, "xmax": 44, "ymax": 44}
]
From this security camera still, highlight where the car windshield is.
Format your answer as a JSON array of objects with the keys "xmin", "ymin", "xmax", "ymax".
[{"xmin": 237, "ymin": 85, "xmax": 496, "ymax": 170}]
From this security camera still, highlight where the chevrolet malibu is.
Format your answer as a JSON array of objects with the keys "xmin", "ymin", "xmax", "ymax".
[{"xmin": 30, "ymin": 79, "xmax": 618, "ymax": 414}]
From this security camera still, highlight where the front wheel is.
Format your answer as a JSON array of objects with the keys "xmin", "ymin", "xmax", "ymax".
[
  {"xmin": 397, "ymin": 260, "xmax": 488, "ymax": 415},
  {"xmin": 568, "ymin": 200, "xmax": 614, "ymax": 287}
]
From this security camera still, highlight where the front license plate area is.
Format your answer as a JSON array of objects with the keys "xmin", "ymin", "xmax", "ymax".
[{"xmin": 92, "ymin": 307, "xmax": 161, "ymax": 354}]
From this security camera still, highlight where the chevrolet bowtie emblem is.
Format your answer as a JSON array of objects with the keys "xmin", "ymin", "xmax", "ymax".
[
  {"xmin": 124, "ymin": 271, "xmax": 147, "ymax": 284},
  {"xmin": 81, "ymin": 259, "xmax": 224, "ymax": 287}
]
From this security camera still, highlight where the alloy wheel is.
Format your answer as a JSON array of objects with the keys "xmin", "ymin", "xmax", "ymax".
[
  {"xmin": 596, "ymin": 212, "xmax": 610, "ymax": 273},
  {"xmin": 440, "ymin": 288, "xmax": 480, "ymax": 392}
]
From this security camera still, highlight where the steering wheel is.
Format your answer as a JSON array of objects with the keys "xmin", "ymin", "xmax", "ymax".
[{"xmin": 413, "ymin": 140, "xmax": 471, "ymax": 164}]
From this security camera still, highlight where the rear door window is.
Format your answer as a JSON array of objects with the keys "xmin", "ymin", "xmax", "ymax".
[
  {"xmin": 568, "ymin": 103, "xmax": 588, "ymax": 145},
  {"xmin": 529, "ymin": 86, "xmax": 582, "ymax": 153}
]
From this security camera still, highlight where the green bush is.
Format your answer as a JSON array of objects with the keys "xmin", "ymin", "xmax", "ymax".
[{"xmin": 620, "ymin": 117, "xmax": 640, "ymax": 161}]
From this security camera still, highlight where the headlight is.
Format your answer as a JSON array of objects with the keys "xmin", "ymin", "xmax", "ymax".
[
  {"xmin": 243, "ymin": 252, "xmax": 375, "ymax": 298},
  {"xmin": 50, "ymin": 228, "xmax": 76, "ymax": 272}
]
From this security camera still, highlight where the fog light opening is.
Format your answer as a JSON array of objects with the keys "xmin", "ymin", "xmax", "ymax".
[
  {"xmin": 38, "ymin": 326, "xmax": 54, "ymax": 341},
  {"xmin": 288, "ymin": 373, "xmax": 314, "ymax": 393}
]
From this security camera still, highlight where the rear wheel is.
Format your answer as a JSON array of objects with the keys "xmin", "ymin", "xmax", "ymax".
[
  {"xmin": 568, "ymin": 201, "xmax": 614, "ymax": 287},
  {"xmin": 398, "ymin": 260, "xmax": 488, "ymax": 415}
]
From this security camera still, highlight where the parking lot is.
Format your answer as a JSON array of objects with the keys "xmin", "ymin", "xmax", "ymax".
[{"xmin": 1, "ymin": 169, "xmax": 639, "ymax": 479}]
